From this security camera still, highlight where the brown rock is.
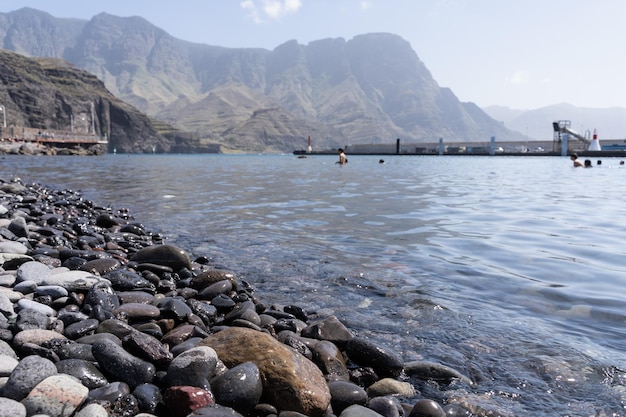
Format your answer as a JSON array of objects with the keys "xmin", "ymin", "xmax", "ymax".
[
  {"xmin": 164, "ymin": 386, "xmax": 215, "ymax": 417},
  {"xmin": 200, "ymin": 327, "xmax": 330, "ymax": 416}
]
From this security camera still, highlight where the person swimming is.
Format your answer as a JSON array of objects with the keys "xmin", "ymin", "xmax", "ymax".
[
  {"xmin": 570, "ymin": 154, "xmax": 584, "ymax": 167},
  {"xmin": 336, "ymin": 148, "xmax": 347, "ymax": 165}
]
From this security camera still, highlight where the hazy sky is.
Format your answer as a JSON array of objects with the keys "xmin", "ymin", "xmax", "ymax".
[{"xmin": 1, "ymin": 0, "xmax": 624, "ymax": 110}]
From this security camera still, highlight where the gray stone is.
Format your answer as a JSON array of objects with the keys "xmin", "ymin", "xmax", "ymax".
[
  {"xmin": 74, "ymin": 403, "xmax": 109, "ymax": 417},
  {"xmin": 0, "ymin": 273, "xmax": 16, "ymax": 286},
  {"xmin": 16, "ymin": 299, "xmax": 57, "ymax": 317},
  {"xmin": 15, "ymin": 308, "xmax": 52, "ymax": 331},
  {"xmin": 16, "ymin": 261, "xmax": 52, "ymax": 285},
  {"xmin": 0, "ymin": 292, "xmax": 15, "ymax": 319},
  {"xmin": 0, "ymin": 354, "xmax": 19, "ymax": 377},
  {"xmin": 43, "ymin": 270, "xmax": 107, "ymax": 291},
  {"xmin": 0, "ymin": 240, "xmax": 28, "ymax": 254},
  {"xmin": 12, "ymin": 280, "xmax": 37, "ymax": 294},
  {"xmin": 339, "ymin": 405, "xmax": 385, "ymax": 417},
  {"xmin": 0, "ymin": 397, "xmax": 27, "ymax": 417},
  {"xmin": 1, "ymin": 354, "xmax": 57, "ymax": 400},
  {"xmin": 366, "ymin": 378, "xmax": 416, "ymax": 398},
  {"xmin": 0, "ymin": 339, "xmax": 17, "ymax": 358},
  {"xmin": 12, "ymin": 329, "xmax": 67, "ymax": 349},
  {"xmin": 22, "ymin": 374, "xmax": 89, "ymax": 417}
]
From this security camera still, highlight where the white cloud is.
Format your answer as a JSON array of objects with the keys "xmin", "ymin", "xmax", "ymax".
[
  {"xmin": 507, "ymin": 70, "xmax": 529, "ymax": 85},
  {"xmin": 359, "ymin": 1, "xmax": 373, "ymax": 10},
  {"xmin": 240, "ymin": 0, "xmax": 303, "ymax": 23}
]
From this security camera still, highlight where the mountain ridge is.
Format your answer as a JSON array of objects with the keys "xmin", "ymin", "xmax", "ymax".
[
  {"xmin": 0, "ymin": 8, "xmax": 549, "ymax": 152},
  {"xmin": 483, "ymin": 103, "xmax": 626, "ymax": 142}
]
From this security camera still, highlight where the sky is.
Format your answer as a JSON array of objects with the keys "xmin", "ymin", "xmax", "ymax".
[{"xmin": 1, "ymin": 0, "xmax": 625, "ymax": 110}]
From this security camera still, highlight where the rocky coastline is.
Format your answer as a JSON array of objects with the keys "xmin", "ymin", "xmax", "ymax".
[
  {"xmin": 0, "ymin": 140, "xmax": 106, "ymax": 156},
  {"xmin": 0, "ymin": 177, "xmax": 480, "ymax": 417}
]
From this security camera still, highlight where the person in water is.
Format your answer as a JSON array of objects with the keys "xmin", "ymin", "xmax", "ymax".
[
  {"xmin": 570, "ymin": 154, "xmax": 584, "ymax": 167},
  {"xmin": 336, "ymin": 148, "xmax": 347, "ymax": 165},
  {"xmin": 584, "ymin": 159, "xmax": 593, "ymax": 168}
]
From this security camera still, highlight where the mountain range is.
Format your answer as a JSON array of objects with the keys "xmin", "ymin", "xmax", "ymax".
[
  {"xmin": 483, "ymin": 104, "xmax": 626, "ymax": 143},
  {"xmin": 2, "ymin": 7, "xmax": 624, "ymax": 153},
  {"xmin": 0, "ymin": 7, "xmax": 522, "ymax": 153}
]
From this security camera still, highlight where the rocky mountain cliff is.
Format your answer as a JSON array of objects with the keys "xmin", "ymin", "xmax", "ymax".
[
  {"xmin": 0, "ymin": 7, "xmax": 523, "ymax": 153},
  {"xmin": 0, "ymin": 49, "xmax": 217, "ymax": 153}
]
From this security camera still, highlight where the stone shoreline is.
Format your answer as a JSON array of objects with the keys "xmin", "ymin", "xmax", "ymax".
[
  {"xmin": 0, "ymin": 140, "xmax": 105, "ymax": 156},
  {"xmin": 0, "ymin": 177, "xmax": 482, "ymax": 417}
]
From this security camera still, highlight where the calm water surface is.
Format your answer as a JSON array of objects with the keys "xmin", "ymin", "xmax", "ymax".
[{"xmin": 2, "ymin": 154, "xmax": 625, "ymax": 416}]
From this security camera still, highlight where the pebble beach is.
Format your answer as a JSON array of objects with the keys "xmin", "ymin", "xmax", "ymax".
[{"xmin": 0, "ymin": 177, "xmax": 483, "ymax": 417}]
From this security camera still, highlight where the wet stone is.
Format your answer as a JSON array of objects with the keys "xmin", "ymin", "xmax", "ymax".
[
  {"xmin": 166, "ymin": 346, "xmax": 218, "ymax": 390},
  {"xmin": 57, "ymin": 310, "xmax": 90, "ymax": 327},
  {"xmin": 157, "ymin": 297, "xmax": 193, "ymax": 321},
  {"xmin": 122, "ymin": 330, "xmax": 174, "ymax": 368},
  {"xmin": 117, "ymin": 290, "xmax": 155, "ymax": 304},
  {"xmin": 197, "ymin": 280, "xmax": 233, "ymax": 300},
  {"xmin": 345, "ymin": 337, "xmax": 404, "ymax": 378},
  {"xmin": 211, "ymin": 294, "xmax": 236, "ymax": 311},
  {"xmin": 92, "ymin": 337, "xmax": 156, "ymax": 388},
  {"xmin": 367, "ymin": 396, "xmax": 403, "ymax": 417},
  {"xmin": 133, "ymin": 383, "xmax": 164, "ymax": 414},
  {"xmin": 64, "ymin": 318, "xmax": 99, "ymax": 339},
  {"xmin": 328, "ymin": 380, "xmax": 368, "ymax": 415},
  {"xmin": 104, "ymin": 269, "xmax": 156, "ymax": 292},
  {"xmin": 162, "ymin": 324, "xmax": 196, "ymax": 346},
  {"xmin": 164, "ymin": 386, "xmax": 215, "ymax": 417},
  {"xmin": 131, "ymin": 244, "xmax": 192, "ymax": 272},
  {"xmin": 84, "ymin": 281, "xmax": 120, "ymax": 316},
  {"xmin": 34, "ymin": 284, "xmax": 68, "ymax": 299},
  {"xmin": 80, "ymin": 258, "xmax": 121, "ymax": 275},
  {"xmin": 408, "ymin": 399, "xmax": 446, "ymax": 417},
  {"xmin": 88, "ymin": 380, "xmax": 131, "ymax": 404},
  {"xmin": 55, "ymin": 358, "xmax": 108, "ymax": 389},
  {"xmin": 53, "ymin": 341, "xmax": 96, "ymax": 361},
  {"xmin": 113, "ymin": 302, "xmax": 161, "ymax": 320},
  {"xmin": 211, "ymin": 361, "xmax": 263, "ymax": 415}
]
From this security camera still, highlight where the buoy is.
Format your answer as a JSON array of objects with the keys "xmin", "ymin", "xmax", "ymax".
[{"xmin": 588, "ymin": 128, "xmax": 601, "ymax": 151}]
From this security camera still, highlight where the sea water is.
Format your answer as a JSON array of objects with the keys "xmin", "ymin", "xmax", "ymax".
[{"xmin": 1, "ymin": 154, "xmax": 625, "ymax": 416}]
